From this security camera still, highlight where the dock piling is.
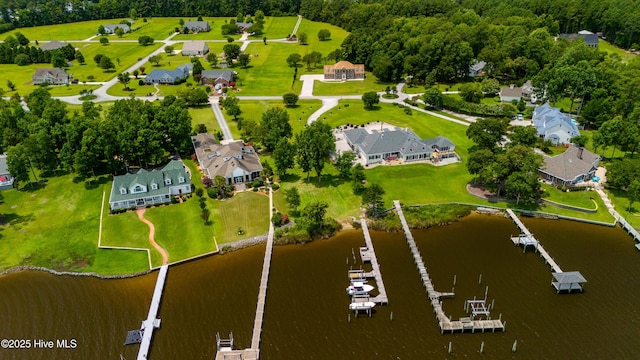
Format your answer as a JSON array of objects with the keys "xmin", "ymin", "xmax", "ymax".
[
  {"xmin": 512, "ymin": 340, "xmax": 518, "ymax": 352},
  {"xmin": 480, "ymin": 341, "xmax": 485, "ymax": 354},
  {"xmin": 453, "ymin": 274, "xmax": 457, "ymax": 286},
  {"xmin": 478, "ymin": 274, "xmax": 482, "ymax": 285},
  {"xmin": 448, "ymin": 342, "xmax": 452, "ymax": 354}
]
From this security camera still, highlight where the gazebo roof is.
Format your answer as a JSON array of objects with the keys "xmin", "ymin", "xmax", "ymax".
[{"xmin": 552, "ymin": 271, "xmax": 587, "ymax": 284}]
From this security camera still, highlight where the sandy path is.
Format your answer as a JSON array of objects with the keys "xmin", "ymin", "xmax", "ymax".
[{"xmin": 136, "ymin": 208, "xmax": 169, "ymax": 266}]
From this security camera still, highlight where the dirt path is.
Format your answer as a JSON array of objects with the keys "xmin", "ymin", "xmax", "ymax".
[{"xmin": 136, "ymin": 208, "xmax": 169, "ymax": 266}]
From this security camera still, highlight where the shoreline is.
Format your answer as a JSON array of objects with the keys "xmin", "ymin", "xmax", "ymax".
[{"xmin": 0, "ymin": 204, "xmax": 621, "ymax": 278}]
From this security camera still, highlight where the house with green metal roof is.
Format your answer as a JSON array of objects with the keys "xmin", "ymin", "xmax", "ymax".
[{"xmin": 109, "ymin": 160, "xmax": 192, "ymax": 211}]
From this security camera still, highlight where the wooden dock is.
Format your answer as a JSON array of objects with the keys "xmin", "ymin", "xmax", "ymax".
[
  {"xmin": 394, "ymin": 200, "xmax": 505, "ymax": 334},
  {"xmin": 506, "ymin": 209, "xmax": 562, "ymax": 273},
  {"xmin": 137, "ymin": 265, "xmax": 168, "ymax": 360},
  {"xmin": 359, "ymin": 218, "xmax": 388, "ymax": 305}
]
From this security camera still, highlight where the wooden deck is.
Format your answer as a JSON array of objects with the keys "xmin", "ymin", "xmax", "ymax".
[
  {"xmin": 359, "ymin": 218, "xmax": 388, "ymax": 305},
  {"xmin": 506, "ymin": 209, "xmax": 562, "ymax": 273},
  {"xmin": 394, "ymin": 200, "xmax": 505, "ymax": 334},
  {"xmin": 137, "ymin": 265, "xmax": 168, "ymax": 360},
  {"xmin": 214, "ymin": 349, "xmax": 259, "ymax": 360}
]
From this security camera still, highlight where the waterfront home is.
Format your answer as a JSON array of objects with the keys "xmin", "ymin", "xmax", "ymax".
[
  {"xmin": 108, "ymin": 160, "xmax": 192, "ymax": 211},
  {"xmin": 191, "ymin": 133, "xmax": 262, "ymax": 185},
  {"xmin": 341, "ymin": 126, "xmax": 458, "ymax": 166},
  {"xmin": 539, "ymin": 146, "xmax": 600, "ymax": 187}
]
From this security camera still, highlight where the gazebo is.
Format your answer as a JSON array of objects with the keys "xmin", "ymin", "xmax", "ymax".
[{"xmin": 551, "ymin": 271, "xmax": 587, "ymax": 293}]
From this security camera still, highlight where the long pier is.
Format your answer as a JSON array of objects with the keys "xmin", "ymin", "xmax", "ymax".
[
  {"xmin": 215, "ymin": 188, "xmax": 274, "ymax": 360},
  {"xmin": 394, "ymin": 201, "xmax": 505, "ymax": 333},
  {"xmin": 506, "ymin": 209, "xmax": 562, "ymax": 273},
  {"xmin": 359, "ymin": 218, "xmax": 388, "ymax": 305},
  {"xmin": 137, "ymin": 265, "xmax": 168, "ymax": 360}
]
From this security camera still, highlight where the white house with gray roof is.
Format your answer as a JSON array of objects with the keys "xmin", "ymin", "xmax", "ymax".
[
  {"xmin": 342, "ymin": 127, "xmax": 457, "ymax": 166},
  {"xmin": 32, "ymin": 68, "xmax": 69, "ymax": 85},
  {"xmin": 182, "ymin": 41, "xmax": 209, "ymax": 56},
  {"xmin": 192, "ymin": 133, "xmax": 262, "ymax": 185},
  {"xmin": 539, "ymin": 146, "xmax": 600, "ymax": 186},
  {"xmin": 184, "ymin": 21, "xmax": 211, "ymax": 32},
  {"xmin": 533, "ymin": 103, "xmax": 580, "ymax": 145},
  {"xmin": 103, "ymin": 24, "xmax": 130, "ymax": 34},
  {"xmin": 109, "ymin": 160, "xmax": 191, "ymax": 211}
]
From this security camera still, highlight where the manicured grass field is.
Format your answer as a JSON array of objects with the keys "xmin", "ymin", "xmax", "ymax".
[
  {"xmin": 71, "ymin": 42, "xmax": 163, "ymax": 81},
  {"xmin": 313, "ymin": 75, "xmax": 391, "ymax": 96},
  {"xmin": 231, "ymin": 42, "xmax": 302, "ymax": 96},
  {"xmin": 172, "ymin": 17, "xmax": 244, "ymax": 41},
  {"xmin": 0, "ymin": 174, "xmax": 148, "ymax": 275},
  {"xmin": 294, "ymin": 19, "xmax": 349, "ymax": 54},
  {"xmin": 608, "ymin": 188, "xmax": 640, "ymax": 228},
  {"xmin": 4, "ymin": 19, "xmax": 124, "ymax": 40},
  {"xmin": 210, "ymin": 192, "xmax": 271, "ymax": 243},
  {"xmin": 259, "ymin": 16, "xmax": 300, "ymax": 39},
  {"xmin": 188, "ymin": 106, "xmax": 220, "ymax": 133},
  {"xmin": 402, "ymin": 85, "xmax": 425, "ymax": 94},
  {"xmin": 235, "ymin": 99, "xmax": 322, "ymax": 134}
]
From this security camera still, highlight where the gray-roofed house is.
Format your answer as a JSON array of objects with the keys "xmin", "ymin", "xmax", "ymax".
[
  {"xmin": 108, "ymin": 160, "xmax": 192, "ymax": 211},
  {"xmin": 32, "ymin": 68, "xmax": 69, "ymax": 85},
  {"xmin": 184, "ymin": 21, "xmax": 211, "ymax": 32},
  {"xmin": 144, "ymin": 64, "xmax": 192, "ymax": 84},
  {"xmin": 499, "ymin": 80, "xmax": 535, "ymax": 103},
  {"xmin": 182, "ymin": 41, "xmax": 209, "ymax": 56},
  {"xmin": 342, "ymin": 127, "xmax": 458, "ymax": 166},
  {"xmin": 468, "ymin": 60, "xmax": 486, "ymax": 77},
  {"xmin": 200, "ymin": 70, "xmax": 235, "ymax": 87},
  {"xmin": 40, "ymin": 41, "xmax": 69, "ymax": 51},
  {"xmin": 103, "ymin": 24, "xmax": 130, "ymax": 34},
  {"xmin": 539, "ymin": 146, "xmax": 600, "ymax": 187},
  {"xmin": 559, "ymin": 30, "xmax": 599, "ymax": 48},
  {"xmin": 192, "ymin": 133, "xmax": 263, "ymax": 185},
  {"xmin": 533, "ymin": 103, "xmax": 580, "ymax": 145},
  {"xmin": 0, "ymin": 154, "xmax": 14, "ymax": 190},
  {"xmin": 236, "ymin": 22, "xmax": 253, "ymax": 32}
]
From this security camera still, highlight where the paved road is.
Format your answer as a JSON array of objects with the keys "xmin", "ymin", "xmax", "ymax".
[{"xmin": 210, "ymin": 97, "xmax": 233, "ymax": 141}]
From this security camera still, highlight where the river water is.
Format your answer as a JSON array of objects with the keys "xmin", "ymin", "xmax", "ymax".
[{"xmin": 1, "ymin": 214, "xmax": 639, "ymax": 359}]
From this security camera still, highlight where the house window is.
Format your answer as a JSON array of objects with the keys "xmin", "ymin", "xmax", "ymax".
[
  {"xmin": 151, "ymin": 183, "xmax": 158, "ymax": 190},
  {"xmin": 132, "ymin": 185, "xmax": 143, "ymax": 193},
  {"xmin": 165, "ymin": 178, "xmax": 172, "ymax": 185},
  {"xmin": 178, "ymin": 176, "xmax": 185, "ymax": 184},
  {"xmin": 119, "ymin": 187, "xmax": 127, "ymax": 195}
]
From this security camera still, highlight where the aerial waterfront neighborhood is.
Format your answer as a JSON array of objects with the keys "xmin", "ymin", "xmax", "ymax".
[{"xmin": 1, "ymin": 0, "xmax": 640, "ymax": 359}]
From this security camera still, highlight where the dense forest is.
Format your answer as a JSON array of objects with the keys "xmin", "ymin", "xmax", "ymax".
[{"xmin": 1, "ymin": 0, "xmax": 639, "ymax": 49}]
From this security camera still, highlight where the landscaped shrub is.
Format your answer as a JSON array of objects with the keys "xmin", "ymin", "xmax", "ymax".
[
  {"xmin": 170, "ymin": 196, "xmax": 179, "ymax": 204},
  {"xmin": 195, "ymin": 188, "xmax": 204, "ymax": 197},
  {"xmin": 271, "ymin": 183, "xmax": 280, "ymax": 190},
  {"xmin": 207, "ymin": 188, "xmax": 218, "ymax": 199},
  {"xmin": 138, "ymin": 79, "xmax": 144, "ymax": 86}
]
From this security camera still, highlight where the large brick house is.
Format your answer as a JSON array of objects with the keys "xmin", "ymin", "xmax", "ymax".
[{"xmin": 323, "ymin": 61, "xmax": 365, "ymax": 80}]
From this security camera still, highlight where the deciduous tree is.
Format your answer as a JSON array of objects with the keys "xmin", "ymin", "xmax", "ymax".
[{"xmin": 362, "ymin": 91, "xmax": 380, "ymax": 109}]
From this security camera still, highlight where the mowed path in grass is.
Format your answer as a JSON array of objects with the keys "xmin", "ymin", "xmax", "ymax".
[{"xmin": 136, "ymin": 208, "xmax": 169, "ymax": 265}]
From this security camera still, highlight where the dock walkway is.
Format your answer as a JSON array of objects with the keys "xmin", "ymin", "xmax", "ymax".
[
  {"xmin": 359, "ymin": 218, "xmax": 388, "ymax": 305},
  {"xmin": 506, "ymin": 209, "xmax": 562, "ymax": 273},
  {"xmin": 394, "ymin": 200, "xmax": 505, "ymax": 333},
  {"xmin": 137, "ymin": 265, "xmax": 168, "ymax": 360}
]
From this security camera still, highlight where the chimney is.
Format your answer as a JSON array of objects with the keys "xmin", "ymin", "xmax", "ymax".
[{"xmin": 578, "ymin": 146, "xmax": 584, "ymax": 160}]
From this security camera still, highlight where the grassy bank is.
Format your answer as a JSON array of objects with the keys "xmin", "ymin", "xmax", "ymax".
[{"xmin": 368, "ymin": 204, "xmax": 475, "ymax": 231}]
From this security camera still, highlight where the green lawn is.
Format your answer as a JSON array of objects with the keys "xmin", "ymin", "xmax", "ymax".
[
  {"xmin": 260, "ymin": 16, "xmax": 300, "ymax": 39},
  {"xmin": 540, "ymin": 183, "xmax": 614, "ymax": 222},
  {"xmin": 210, "ymin": 192, "xmax": 271, "ymax": 243},
  {"xmin": 235, "ymin": 99, "xmax": 322, "ymax": 135},
  {"xmin": 0, "ymin": 81, "xmax": 100, "ymax": 98},
  {"xmin": 172, "ymin": 17, "xmax": 244, "ymax": 41},
  {"xmin": 599, "ymin": 40, "xmax": 636, "ymax": 62},
  {"xmin": 0, "ymin": 173, "xmax": 148, "ymax": 275},
  {"xmin": 445, "ymin": 93, "xmax": 503, "ymax": 105},
  {"xmin": 437, "ymin": 82, "xmax": 466, "ymax": 92},
  {"xmin": 313, "ymin": 74, "xmax": 391, "ymax": 96},
  {"xmin": 402, "ymin": 85, "xmax": 425, "ymax": 95},
  {"xmin": 607, "ymin": 188, "xmax": 640, "ymax": 228},
  {"xmin": 294, "ymin": 19, "xmax": 349, "ymax": 54},
  {"xmin": 231, "ymin": 42, "xmax": 302, "ymax": 96},
  {"xmin": 4, "ymin": 19, "xmax": 124, "ymax": 40},
  {"xmin": 188, "ymin": 105, "xmax": 220, "ymax": 133}
]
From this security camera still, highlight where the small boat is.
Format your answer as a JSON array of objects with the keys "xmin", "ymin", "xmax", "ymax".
[
  {"xmin": 349, "ymin": 301, "xmax": 376, "ymax": 311},
  {"xmin": 346, "ymin": 281, "xmax": 374, "ymax": 295}
]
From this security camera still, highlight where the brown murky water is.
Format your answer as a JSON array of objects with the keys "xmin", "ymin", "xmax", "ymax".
[{"xmin": 1, "ymin": 214, "xmax": 639, "ymax": 359}]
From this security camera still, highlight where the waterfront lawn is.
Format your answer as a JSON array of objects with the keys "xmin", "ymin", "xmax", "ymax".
[
  {"xmin": 211, "ymin": 192, "xmax": 271, "ymax": 243},
  {"xmin": 188, "ymin": 106, "xmax": 220, "ymax": 133},
  {"xmin": 0, "ymin": 173, "xmax": 148, "ymax": 275},
  {"xmin": 232, "ymin": 43, "xmax": 303, "ymax": 96},
  {"xmin": 607, "ymin": 189, "xmax": 640, "ymax": 228},
  {"xmin": 313, "ymin": 75, "xmax": 390, "ymax": 96}
]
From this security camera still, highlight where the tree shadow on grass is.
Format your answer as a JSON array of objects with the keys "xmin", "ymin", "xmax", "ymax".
[
  {"xmin": 84, "ymin": 175, "xmax": 112, "ymax": 190},
  {"xmin": 0, "ymin": 212, "xmax": 34, "ymax": 227},
  {"xmin": 304, "ymin": 173, "xmax": 345, "ymax": 188},
  {"xmin": 20, "ymin": 180, "xmax": 48, "ymax": 192},
  {"xmin": 280, "ymin": 173, "xmax": 301, "ymax": 182},
  {"xmin": 365, "ymin": 105, "xmax": 382, "ymax": 111}
]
